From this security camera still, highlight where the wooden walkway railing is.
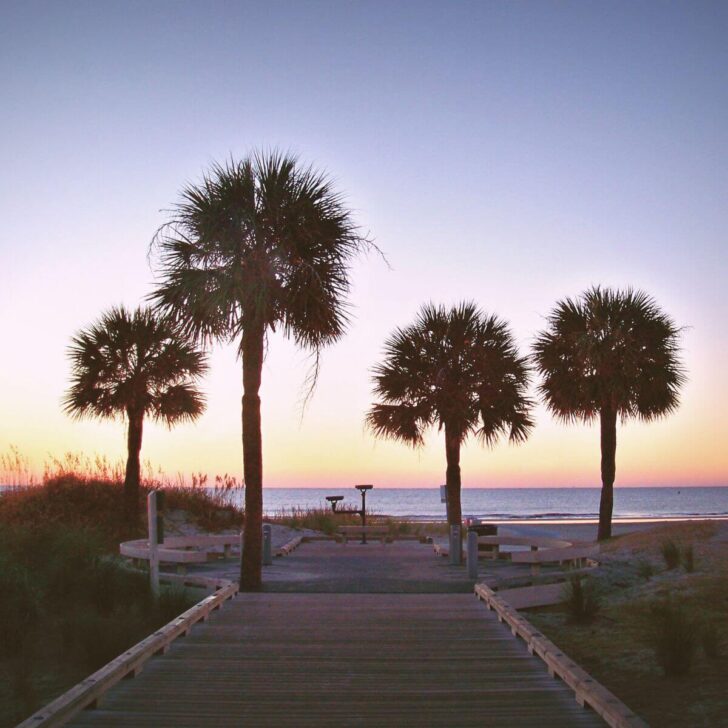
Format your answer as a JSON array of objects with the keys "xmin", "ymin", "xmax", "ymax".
[
  {"xmin": 17, "ymin": 574, "xmax": 238, "ymax": 728},
  {"xmin": 475, "ymin": 584, "xmax": 646, "ymax": 728}
]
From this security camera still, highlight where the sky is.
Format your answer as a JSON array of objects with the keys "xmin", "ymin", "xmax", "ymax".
[{"xmin": 1, "ymin": 1, "xmax": 726, "ymax": 489}]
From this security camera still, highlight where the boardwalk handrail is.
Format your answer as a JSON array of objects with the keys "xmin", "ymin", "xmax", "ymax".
[
  {"xmin": 474, "ymin": 583, "xmax": 646, "ymax": 728},
  {"xmin": 17, "ymin": 574, "xmax": 238, "ymax": 728},
  {"xmin": 120, "ymin": 532, "xmax": 306, "ymax": 566}
]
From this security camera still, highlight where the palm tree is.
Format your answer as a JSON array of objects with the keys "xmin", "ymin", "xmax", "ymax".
[
  {"xmin": 150, "ymin": 151, "xmax": 368, "ymax": 589},
  {"xmin": 64, "ymin": 305, "xmax": 207, "ymax": 517},
  {"xmin": 367, "ymin": 303, "xmax": 533, "ymax": 551},
  {"xmin": 532, "ymin": 286, "xmax": 685, "ymax": 540}
]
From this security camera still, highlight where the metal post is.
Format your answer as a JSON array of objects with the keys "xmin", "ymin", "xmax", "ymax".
[
  {"xmin": 467, "ymin": 530, "xmax": 478, "ymax": 579},
  {"xmin": 449, "ymin": 524, "xmax": 462, "ymax": 566},
  {"xmin": 147, "ymin": 491, "xmax": 160, "ymax": 598},
  {"xmin": 361, "ymin": 488, "xmax": 367, "ymax": 544},
  {"xmin": 262, "ymin": 524, "xmax": 272, "ymax": 565}
]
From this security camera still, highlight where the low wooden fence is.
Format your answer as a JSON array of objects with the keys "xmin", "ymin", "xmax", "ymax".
[
  {"xmin": 17, "ymin": 574, "xmax": 238, "ymax": 728},
  {"xmin": 474, "ymin": 583, "xmax": 647, "ymax": 728}
]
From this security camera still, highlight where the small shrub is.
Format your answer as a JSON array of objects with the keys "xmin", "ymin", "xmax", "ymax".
[
  {"xmin": 660, "ymin": 539, "xmax": 681, "ymax": 570},
  {"xmin": 0, "ymin": 556, "xmax": 40, "ymax": 656},
  {"xmin": 701, "ymin": 621, "xmax": 721, "ymax": 659},
  {"xmin": 88, "ymin": 558, "xmax": 152, "ymax": 615},
  {"xmin": 156, "ymin": 585, "xmax": 197, "ymax": 625},
  {"xmin": 681, "ymin": 544, "xmax": 695, "ymax": 573},
  {"xmin": 636, "ymin": 559, "xmax": 654, "ymax": 580},
  {"xmin": 562, "ymin": 576, "xmax": 601, "ymax": 624},
  {"xmin": 652, "ymin": 600, "xmax": 697, "ymax": 676}
]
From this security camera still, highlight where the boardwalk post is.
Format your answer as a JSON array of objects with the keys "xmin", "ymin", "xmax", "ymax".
[
  {"xmin": 262, "ymin": 524, "xmax": 272, "ymax": 565},
  {"xmin": 449, "ymin": 524, "xmax": 462, "ymax": 565},
  {"xmin": 466, "ymin": 530, "xmax": 478, "ymax": 578},
  {"xmin": 147, "ymin": 491, "xmax": 160, "ymax": 598}
]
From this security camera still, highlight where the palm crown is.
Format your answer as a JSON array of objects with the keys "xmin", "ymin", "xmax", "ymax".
[
  {"xmin": 368, "ymin": 302, "xmax": 533, "ymax": 447},
  {"xmin": 64, "ymin": 306, "xmax": 207, "ymax": 424},
  {"xmin": 150, "ymin": 152, "xmax": 365, "ymax": 353},
  {"xmin": 532, "ymin": 286, "xmax": 684, "ymax": 422}
]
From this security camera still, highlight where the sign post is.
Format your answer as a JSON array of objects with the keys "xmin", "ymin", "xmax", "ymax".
[{"xmin": 147, "ymin": 491, "xmax": 160, "ymax": 599}]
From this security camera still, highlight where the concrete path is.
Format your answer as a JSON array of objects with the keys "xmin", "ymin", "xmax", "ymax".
[{"xmin": 193, "ymin": 539, "xmax": 478, "ymax": 593}]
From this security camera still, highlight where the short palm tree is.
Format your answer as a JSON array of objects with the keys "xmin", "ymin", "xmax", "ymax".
[
  {"xmin": 150, "ymin": 151, "xmax": 368, "ymax": 589},
  {"xmin": 367, "ymin": 303, "xmax": 533, "ymax": 548},
  {"xmin": 64, "ymin": 305, "xmax": 207, "ymax": 517},
  {"xmin": 532, "ymin": 286, "xmax": 685, "ymax": 540}
]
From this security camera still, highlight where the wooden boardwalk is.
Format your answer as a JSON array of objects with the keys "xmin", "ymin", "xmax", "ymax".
[{"xmin": 68, "ymin": 593, "xmax": 603, "ymax": 727}]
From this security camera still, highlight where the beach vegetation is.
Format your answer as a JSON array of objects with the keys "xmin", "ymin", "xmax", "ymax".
[
  {"xmin": 636, "ymin": 558, "xmax": 654, "ymax": 580},
  {"xmin": 150, "ymin": 151, "xmax": 370, "ymax": 589},
  {"xmin": 528, "ymin": 522, "xmax": 728, "ymax": 726},
  {"xmin": 367, "ymin": 302, "xmax": 532, "ymax": 549},
  {"xmin": 660, "ymin": 538, "xmax": 681, "ymax": 569},
  {"xmin": 681, "ymin": 543, "xmax": 695, "ymax": 572},
  {"xmin": 562, "ymin": 575, "xmax": 601, "ymax": 624},
  {"xmin": 700, "ymin": 621, "xmax": 721, "ymax": 659},
  {"xmin": 0, "ymin": 521, "xmax": 198, "ymax": 725},
  {"xmin": 652, "ymin": 599, "xmax": 697, "ymax": 676},
  {"xmin": 64, "ymin": 306, "xmax": 207, "ymax": 519},
  {"xmin": 532, "ymin": 287, "xmax": 685, "ymax": 541},
  {"xmin": 269, "ymin": 505, "xmax": 361, "ymax": 535}
]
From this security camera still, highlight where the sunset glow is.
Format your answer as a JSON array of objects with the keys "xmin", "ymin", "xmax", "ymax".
[{"xmin": 1, "ymin": 2, "xmax": 726, "ymax": 489}]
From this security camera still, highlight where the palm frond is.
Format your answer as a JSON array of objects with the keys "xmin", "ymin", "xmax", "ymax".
[
  {"xmin": 369, "ymin": 302, "xmax": 533, "ymax": 449},
  {"xmin": 64, "ymin": 306, "xmax": 208, "ymax": 426},
  {"xmin": 532, "ymin": 286, "xmax": 685, "ymax": 422}
]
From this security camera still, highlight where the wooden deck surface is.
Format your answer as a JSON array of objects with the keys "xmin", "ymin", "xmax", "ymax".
[{"xmin": 67, "ymin": 593, "xmax": 603, "ymax": 727}]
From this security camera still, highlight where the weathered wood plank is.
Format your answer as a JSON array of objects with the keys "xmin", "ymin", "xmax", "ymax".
[{"xmin": 66, "ymin": 593, "xmax": 604, "ymax": 728}]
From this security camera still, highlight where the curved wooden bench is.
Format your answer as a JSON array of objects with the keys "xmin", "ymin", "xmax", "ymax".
[
  {"xmin": 120, "ymin": 535, "xmax": 240, "ymax": 574},
  {"xmin": 476, "ymin": 535, "xmax": 572, "ymax": 559},
  {"xmin": 511, "ymin": 544, "xmax": 600, "ymax": 575}
]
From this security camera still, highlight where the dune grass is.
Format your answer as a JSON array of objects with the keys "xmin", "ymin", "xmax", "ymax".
[
  {"xmin": 0, "ymin": 522, "xmax": 200, "ymax": 726},
  {"xmin": 0, "ymin": 456, "xmax": 243, "ymax": 726},
  {"xmin": 528, "ymin": 522, "xmax": 728, "ymax": 727},
  {"xmin": 267, "ymin": 505, "xmax": 434, "ymax": 538}
]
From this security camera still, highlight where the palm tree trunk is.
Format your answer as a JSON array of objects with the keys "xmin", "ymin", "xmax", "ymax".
[
  {"xmin": 124, "ymin": 410, "xmax": 144, "ymax": 520},
  {"xmin": 240, "ymin": 322, "xmax": 265, "ymax": 589},
  {"xmin": 598, "ymin": 405, "xmax": 617, "ymax": 541},
  {"xmin": 444, "ymin": 425, "xmax": 463, "ymax": 560}
]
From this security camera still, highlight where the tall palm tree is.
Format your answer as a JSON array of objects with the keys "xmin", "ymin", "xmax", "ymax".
[
  {"xmin": 367, "ymin": 303, "xmax": 533, "ymax": 547},
  {"xmin": 532, "ymin": 286, "xmax": 685, "ymax": 540},
  {"xmin": 150, "ymin": 151, "xmax": 368, "ymax": 589},
  {"xmin": 64, "ymin": 305, "xmax": 207, "ymax": 517}
]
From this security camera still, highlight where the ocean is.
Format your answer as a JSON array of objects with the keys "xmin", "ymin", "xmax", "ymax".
[
  {"xmin": 3, "ymin": 485, "xmax": 727, "ymax": 523},
  {"xmin": 258, "ymin": 486, "xmax": 728, "ymax": 522}
]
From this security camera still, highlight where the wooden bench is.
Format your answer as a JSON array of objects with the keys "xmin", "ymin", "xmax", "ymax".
[
  {"xmin": 120, "ymin": 535, "xmax": 240, "ymax": 574},
  {"xmin": 337, "ymin": 526, "xmax": 391, "ymax": 544},
  {"xmin": 510, "ymin": 544, "xmax": 600, "ymax": 575},
  {"xmin": 475, "ymin": 535, "xmax": 572, "ymax": 560}
]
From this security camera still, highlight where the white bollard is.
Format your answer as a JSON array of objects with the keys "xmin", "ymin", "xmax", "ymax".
[
  {"xmin": 262, "ymin": 524, "xmax": 273, "ymax": 565},
  {"xmin": 467, "ymin": 530, "xmax": 479, "ymax": 579},
  {"xmin": 147, "ymin": 491, "xmax": 160, "ymax": 598}
]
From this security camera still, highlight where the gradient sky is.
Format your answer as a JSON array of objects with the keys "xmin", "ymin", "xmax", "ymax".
[{"xmin": 1, "ymin": 1, "xmax": 726, "ymax": 488}]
